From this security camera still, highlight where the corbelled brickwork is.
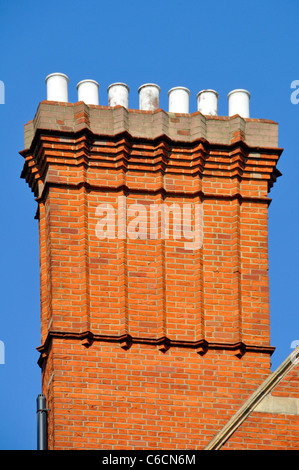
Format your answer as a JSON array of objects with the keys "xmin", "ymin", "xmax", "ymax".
[{"xmin": 21, "ymin": 100, "xmax": 298, "ymax": 450}]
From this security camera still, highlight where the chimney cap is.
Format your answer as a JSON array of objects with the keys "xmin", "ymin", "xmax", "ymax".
[
  {"xmin": 196, "ymin": 89, "xmax": 219, "ymax": 99},
  {"xmin": 45, "ymin": 73, "xmax": 69, "ymax": 83},
  {"xmin": 168, "ymin": 86, "xmax": 190, "ymax": 96},
  {"xmin": 227, "ymin": 89, "xmax": 251, "ymax": 99},
  {"xmin": 138, "ymin": 83, "xmax": 161, "ymax": 93},
  {"xmin": 76, "ymin": 79, "xmax": 99, "ymax": 89},
  {"xmin": 107, "ymin": 82, "xmax": 130, "ymax": 92}
]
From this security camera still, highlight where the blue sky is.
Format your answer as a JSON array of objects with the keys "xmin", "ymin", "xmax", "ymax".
[{"xmin": 0, "ymin": 0, "xmax": 298, "ymax": 450}]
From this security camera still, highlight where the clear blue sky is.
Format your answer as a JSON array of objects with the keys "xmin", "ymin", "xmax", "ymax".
[{"xmin": 0, "ymin": 0, "xmax": 298, "ymax": 450}]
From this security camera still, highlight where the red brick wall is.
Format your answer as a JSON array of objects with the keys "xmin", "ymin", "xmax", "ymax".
[
  {"xmin": 222, "ymin": 413, "xmax": 298, "ymax": 450},
  {"xmin": 45, "ymin": 340, "xmax": 271, "ymax": 450}
]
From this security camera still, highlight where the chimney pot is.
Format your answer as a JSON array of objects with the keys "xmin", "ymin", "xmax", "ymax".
[
  {"xmin": 227, "ymin": 89, "xmax": 250, "ymax": 118},
  {"xmin": 107, "ymin": 83, "xmax": 130, "ymax": 108},
  {"xmin": 138, "ymin": 84, "xmax": 160, "ymax": 111},
  {"xmin": 77, "ymin": 79, "xmax": 99, "ymax": 105},
  {"xmin": 197, "ymin": 89, "xmax": 218, "ymax": 116},
  {"xmin": 45, "ymin": 73, "xmax": 69, "ymax": 102},
  {"xmin": 168, "ymin": 87, "xmax": 190, "ymax": 113}
]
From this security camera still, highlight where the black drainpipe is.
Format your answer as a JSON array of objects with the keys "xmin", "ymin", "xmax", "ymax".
[{"xmin": 36, "ymin": 394, "xmax": 48, "ymax": 450}]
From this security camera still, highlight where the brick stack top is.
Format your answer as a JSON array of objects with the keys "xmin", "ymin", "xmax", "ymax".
[
  {"xmin": 24, "ymin": 100, "xmax": 281, "ymax": 148},
  {"xmin": 22, "ymin": 100, "xmax": 282, "ymax": 200}
]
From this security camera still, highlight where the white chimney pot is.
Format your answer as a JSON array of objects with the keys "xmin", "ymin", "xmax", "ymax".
[
  {"xmin": 168, "ymin": 87, "xmax": 190, "ymax": 113},
  {"xmin": 45, "ymin": 73, "xmax": 69, "ymax": 102},
  {"xmin": 228, "ymin": 89, "xmax": 250, "ymax": 118},
  {"xmin": 197, "ymin": 89, "xmax": 218, "ymax": 116},
  {"xmin": 77, "ymin": 79, "xmax": 99, "ymax": 105},
  {"xmin": 108, "ymin": 83, "xmax": 130, "ymax": 108},
  {"xmin": 138, "ymin": 84, "xmax": 160, "ymax": 111}
]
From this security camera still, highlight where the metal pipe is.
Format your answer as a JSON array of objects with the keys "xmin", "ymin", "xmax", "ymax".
[{"xmin": 37, "ymin": 394, "xmax": 48, "ymax": 450}]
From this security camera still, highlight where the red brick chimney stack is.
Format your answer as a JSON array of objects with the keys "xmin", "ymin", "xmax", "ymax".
[{"xmin": 21, "ymin": 74, "xmax": 292, "ymax": 450}]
